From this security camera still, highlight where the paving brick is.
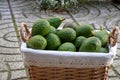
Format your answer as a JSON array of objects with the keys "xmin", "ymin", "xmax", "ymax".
[
  {"xmin": 112, "ymin": 59, "xmax": 120, "ymax": 67},
  {"xmin": 116, "ymin": 49, "xmax": 120, "ymax": 56},
  {"xmin": 7, "ymin": 62, "xmax": 25, "ymax": 70},
  {"xmin": 0, "ymin": 38, "xmax": 19, "ymax": 48},
  {"xmin": 108, "ymin": 77, "xmax": 120, "ymax": 80},
  {"xmin": 108, "ymin": 68, "xmax": 117, "ymax": 76},
  {"xmin": 11, "ymin": 70, "xmax": 27, "ymax": 79},
  {"xmin": 0, "ymin": 47, "xmax": 20, "ymax": 53},
  {"xmin": 0, "ymin": 62, "xmax": 7, "ymax": 71},
  {"xmin": 0, "ymin": 72, "xmax": 8, "ymax": 80},
  {"xmin": 4, "ymin": 55, "xmax": 23, "ymax": 62},
  {"xmin": 114, "ymin": 67, "xmax": 120, "ymax": 75}
]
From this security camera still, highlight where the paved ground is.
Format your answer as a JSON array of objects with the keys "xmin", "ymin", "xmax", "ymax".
[{"xmin": 0, "ymin": 0, "xmax": 120, "ymax": 80}]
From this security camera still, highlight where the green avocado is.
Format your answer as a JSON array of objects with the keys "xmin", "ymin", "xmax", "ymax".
[
  {"xmin": 58, "ymin": 42, "xmax": 76, "ymax": 52},
  {"xmin": 93, "ymin": 30, "xmax": 109, "ymax": 47},
  {"xmin": 63, "ymin": 22, "xmax": 78, "ymax": 30},
  {"xmin": 48, "ymin": 17, "xmax": 65, "ymax": 28},
  {"xmin": 46, "ymin": 33, "xmax": 61, "ymax": 50},
  {"xmin": 31, "ymin": 19, "xmax": 50, "ymax": 36},
  {"xmin": 74, "ymin": 36, "xmax": 87, "ymax": 50},
  {"xmin": 75, "ymin": 24, "xmax": 94, "ymax": 37},
  {"xmin": 79, "ymin": 37, "xmax": 101, "ymax": 52},
  {"xmin": 57, "ymin": 28, "xmax": 76, "ymax": 42},
  {"xmin": 49, "ymin": 26, "xmax": 57, "ymax": 33},
  {"xmin": 27, "ymin": 35, "xmax": 47, "ymax": 50},
  {"xmin": 99, "ymin": 47, "xmax": 109, "ymax": 53}
]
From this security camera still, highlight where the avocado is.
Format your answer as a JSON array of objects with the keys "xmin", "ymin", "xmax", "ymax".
[
  {"xmin": 46, "ymin": 33, "xmax": 61, "ymax": 50},
  {"xmin": 74, "ymin": 36, "xmax": 87, "ymax": 50},
  {"xmin": 63, "ymin": 22, "xmax": 78, "ymax": 30},
  {"xmin": 48, "ymin": 17, "xmax": 65, "ymax": 28},
  {"xmin": 79, "ymin": 37, "xmax": 101, "ymax": 52},
  {"xmin": 93, "ymin": 30, "xmax": 109, "ymax": 47},
  {"xmin": 99, "ymin": 47, "xmax": 109, "ymax": 53},
  {"xmin": 27, "ymin": 35, "xmax": 47, "ymax": 50},
  {"xmin": 49, "ymin": 26, "xmax": 57, "ymax": 33},
  {"xmin": 57, "ymin": 28, "xmax": 76, "ymax": 42},
  {"xmin": 31, "ymin": 19, "xmax": 50, "ymax": 36},
  {"xmin": 75, "ymin": 24, "xmax": 94, "ymax": 37},
  {"xmin": 58, "ymin": 42, "xmax": 76, "ymax": 52}
]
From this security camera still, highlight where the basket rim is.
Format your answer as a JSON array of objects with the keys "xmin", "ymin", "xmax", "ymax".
[
  {"xmin": 21, "ymin": 42, "xmax": 117, "ymax": 68},
  {"xmin": 21, "ymin": 41, "xmax": 117, "ymax": 58}
]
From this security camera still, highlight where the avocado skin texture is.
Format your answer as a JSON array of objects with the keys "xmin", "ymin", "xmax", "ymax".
[
  {"xmin": 58, "ymin": 42, "xmax": 76, "ymax": 52},
  {"xmin": 75, "ymin": 24, "xmax": 94, "ymax": 37},
  {"xmin": 49, "ymin": 26, "xmax": 57, "ymax": 33},
  {"xmin": 79, "ymin": 37, "xmax": 101, "ymax": 52},
  {"xmin": 46, "ymin": 33, "xmax": 61, "ymax": 50},
  {"xmin": 27, "ymin": 35, "xmax": 47, "ymax": 50},
  {"xmin": 57, "ymin": 28, "xmax": 76, "ymax": 42},
  {"xmin": 94, "ymin": 30, "xmax": 109, "ymax": 47},
  {"xmin": 31, "ymin": 19, "xmax": 50, "ymax": 36},
  {"xmin": 48, "ymin": 17, "xmax": 63, "ymax": 28},
  {"xmin": 99, "ymin": 47, "xmax": 109, "ymax": 53},
  {"xmin": 74, "ymin": 36, "xmax": 87, "ymax": 50},
  {"xmin": 63, "ymin": 22, "xmax": 78, "ymax": 30}
]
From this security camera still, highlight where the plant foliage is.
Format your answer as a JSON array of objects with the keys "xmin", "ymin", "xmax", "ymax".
[{"xmin": 34, "ymin": 0, "xmax": 89, "ymax": 11}]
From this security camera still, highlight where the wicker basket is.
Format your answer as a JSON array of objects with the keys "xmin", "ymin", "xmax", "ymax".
[
  {"xmin": 20, "ymin": 22, "xmax": 118, "ymax": 80},
  {"xmin": 28, "ymin": 66, "xmax": 109, "ymax": 80},
  {"xmin": 21, "ymin": 42, "xmax": 117, "ymax": 80}
]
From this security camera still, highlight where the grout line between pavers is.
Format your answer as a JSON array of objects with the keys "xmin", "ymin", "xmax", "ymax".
[
  {"xmin": 12, "ymin": 77, "xmax": 28, "ymax": 80},
  {"xmin": 7, "ymin": 0, "xmax": 21, "ymax": 46},
  {"xmin": 0, "ymin": 68, "xmax": 25, "ymax": 73}
]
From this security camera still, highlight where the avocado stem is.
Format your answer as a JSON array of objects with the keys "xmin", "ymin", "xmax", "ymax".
[
  {"xmin": 100, "ymin": 26, "xmax": 103, "ymax": 30},
  {"xmin": 61, "ymin": 18, "xmax": 66, "ymax": 21},
  {"xmin": 91, "ymin": 31, "xmax": 95, "ymax": 36}
]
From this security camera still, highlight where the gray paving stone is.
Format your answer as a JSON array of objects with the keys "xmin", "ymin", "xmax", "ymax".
[
  {"xmin": 114, "ymin": 55, "xmax": 120, "ymax": 60},
  {"xmin": 113, "ymin": 3, "xmax": 120, "ymax": 10},
  {"xmin": 114, "ymin": 67, "xmax": 120, "ymax": 75},
  {"xmin": 117, "ymin": 43, "xmax": 120, "ymax": 49},
  {"xmin": 112, "ymin": 59, "xmax": 120, "ymax": 67},
  {"xmin": 0, "ymin": 27, "xmax": 15, "ymax": 37},
  {"xmin": 11, "ymin": 70, "xmax": 27, "ymax": 79},
  {"xmin": 0, "ymin": 47, "xmax": 20, "ymax": 53},
  {"xmin": 116, "ymin": 49, "xmax": 120, "ymax": 56},
  {"xmin": 108, "ymin": 68, "xmax": 117, "ymax": 76},
  {"xmin": 105, "ymin": 13, "xmax": 120, "ymax": 28},
  {"xmin": 118, "ymin": 37, "xmax": 120, "ymax": 42},
  {"xmin": 108, "ymin": 77, "xmax": 120, "ymax": 80},
  {"xmin": 4, "ymin": 55, "xmax": 23, "ymax": 62},
  {"xmin": 0, "ymin": 8, "xmax": 10, "ymax": 12},
  {"xmin": 104, "ymin": 3, "xmax": 120, "ymax": 12},
  {"xmin": 0, "ymin": 72, "xmax": 8, "ymax": 80},
  {"xmin": 0, "ymin": 38, "xmax": 19, "ymax": 48},
  {"xmin": 0, "ymin": 20, "xmax": 13, "ymax": 26},
  {"xmin": 4, "ymin": 36, "xmax": 18, "ymax": 42},
  {"xmin": 0, "ymin": 0, "xmax": 26, "ymax": 80},
  {"xmin": 0, "ymin": 62, "xmax": 7, "ymax": 71},
  {"xmin": 7, "ymin": 62, "xmax": 25, "ymax": 70}
]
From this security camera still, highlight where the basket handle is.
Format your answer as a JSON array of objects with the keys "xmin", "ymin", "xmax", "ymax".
[
  {"xmin": 20, "ymin": 22, "xmax": 31, "ymax": 42},
  {"xmin": 109, "ymin": 27, "xmax": 120, "ymax": 47}
]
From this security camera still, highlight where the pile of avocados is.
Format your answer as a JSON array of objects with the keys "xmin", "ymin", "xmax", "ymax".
[{"xmin": 26, "ymin": 16, "xmax": 109, "ymax": 53}]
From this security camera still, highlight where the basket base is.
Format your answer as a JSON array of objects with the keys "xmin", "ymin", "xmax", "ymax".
[{"xmin": 27, "ymin": 65, "xmax": 109, "ymax": 80}]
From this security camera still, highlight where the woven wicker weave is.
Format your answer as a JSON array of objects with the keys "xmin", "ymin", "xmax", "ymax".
[{"xmin": 27, "ymin": 65, "xmax": 109, "ymax": 80}]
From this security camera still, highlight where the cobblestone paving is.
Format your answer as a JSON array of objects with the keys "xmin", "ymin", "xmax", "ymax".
[{"xmin": 0, "ymin": 0, "xmax": 120, "ymax": 80}]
